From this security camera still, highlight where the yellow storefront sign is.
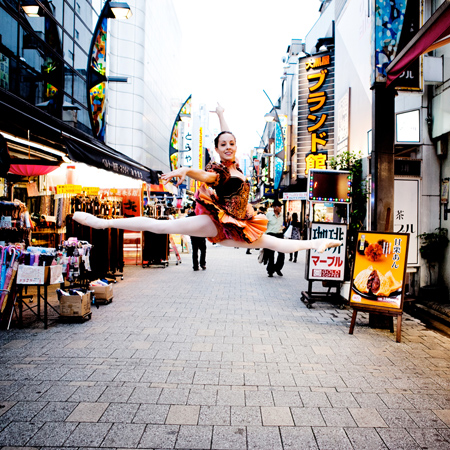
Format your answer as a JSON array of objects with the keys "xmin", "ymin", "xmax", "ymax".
[
  {"xmin": 84, "ymin": 187, "xmax": 100, "ymax": 196},
  {"xmin": 56, "ymin": 184, "xmax": 83, "ymax": 194}
]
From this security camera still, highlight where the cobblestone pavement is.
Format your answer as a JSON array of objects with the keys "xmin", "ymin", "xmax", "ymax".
[{"xmin": 1, "ymin": 244, "xmax": 450, "ymax": 449}]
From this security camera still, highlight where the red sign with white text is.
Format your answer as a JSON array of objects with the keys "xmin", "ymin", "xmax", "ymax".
[{"xmin": 307, "ymin": 222, "xmax": 347, "ymax": 281}]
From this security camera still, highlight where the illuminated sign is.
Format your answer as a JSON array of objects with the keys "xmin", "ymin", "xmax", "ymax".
[
  {"xmin": 298, "ymin": 52, "xmax": 334, "ymax": 175},
  {"xmin": 308, "ymin": 169, "xmax": 352, "ymax": 203}
]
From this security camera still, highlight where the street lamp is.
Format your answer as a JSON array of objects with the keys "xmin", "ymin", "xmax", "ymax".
[
  {"xmin": 21, "ymin": 0, "xmax": 41, "ymax": 17},
  {"xmin": 86, "ymin": 0, "xmax": 132, "ymax": 142},
  {"xmin": 264, "ymin": 111, "xmax": 277, "ymax": 123},
  {"xmin": 109, "ymin": 2, "xmax": 133, "ymax": 19}
]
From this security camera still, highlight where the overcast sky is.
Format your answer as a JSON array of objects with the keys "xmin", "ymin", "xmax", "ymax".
[{"xmin": 172, "ymin": 0, "xmax": 322, "ymax": 160}]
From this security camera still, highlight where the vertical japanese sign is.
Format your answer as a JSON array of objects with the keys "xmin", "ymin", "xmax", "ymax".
[
  {"xmin": 169, "ymin": 95, "xmax": 191, "ymax": 172},
  {"xmin": 349, "ymin": 231, "xmax": 409, "ymax": 311},
  {"xmin": 394, "ymin": 0, "xmax": 423, "ymax": 91},
  {"xmin": 197, "ymin": 127, "xmax": 203, "ymax": 191},
  {"xmin": 298, "ymin": 52, "xmax": 335, "ymax": 176},
  {"xmin": 181, "ymin": 120, "xmax": 193, "ymax": 167},
  {"xmin": 307, "ymin": 223, "xmax": 347, "ymax": 281},
  {"xmin": 394, "ymin": 179, "xmax": 419, "ymax": 265}
]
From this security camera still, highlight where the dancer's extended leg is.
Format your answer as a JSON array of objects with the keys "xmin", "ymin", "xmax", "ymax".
[
  {"xmin": 220, "ymin": 234, "xmax": 341, "ymax": 253},
  {"xmin": 73, "ymin": 212, "xmax": 218, "ymax": 238}
]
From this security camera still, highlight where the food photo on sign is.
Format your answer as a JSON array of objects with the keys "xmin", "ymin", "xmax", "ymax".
[{"xmin": 349, "ymin": 231, "xmax": 409, "ymax": 310}]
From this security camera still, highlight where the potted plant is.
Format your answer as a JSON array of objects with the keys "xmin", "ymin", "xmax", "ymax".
[
  {"xmin": 418, "ymin": 227, "xmax": 449, "ymax": 301},
  {"xmin": 329, "ymin": 150, "xmax": 367, "ymax": 280}
]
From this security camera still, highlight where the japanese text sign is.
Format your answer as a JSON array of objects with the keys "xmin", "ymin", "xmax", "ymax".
[
  {"xmin": 307, "ymin": 223, "xmax": 347, "ymax": 281},
  {"xmin": 394, "ymin": 179, "xmax": 418, "ymax": 265},
  {"xmin": 298, "ymin": 52, "xmax": 335, "ymax": 176},
  {"xmin": 17, "ymin": 265, "xmax": 45, "ymax": 285},
  {"xmin": 349, "ymin": 231, "xmax": 409, "ymax": 312}
]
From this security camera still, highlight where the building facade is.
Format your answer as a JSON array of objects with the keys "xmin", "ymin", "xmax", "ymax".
[
  {"xmin": 0, "ymin": 0, "xmax": 182, "ymax": 186},
  {"xmin": 300, "ymin": 0, "xmax": 450, "ymax": 294},
  {"xmin": 106, "ymin": 0, "xmax": 182, "ymax": 173}
]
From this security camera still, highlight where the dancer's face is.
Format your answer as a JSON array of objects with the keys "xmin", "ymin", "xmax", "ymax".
[{"xmin": 215, "ymin": 133, "xmax": 237, "ymax": 162}]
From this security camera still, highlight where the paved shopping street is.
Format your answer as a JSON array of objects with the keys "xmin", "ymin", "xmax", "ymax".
[{"xmin": 1, "ymin": 244, "xmax": 450, "ymax": 450}]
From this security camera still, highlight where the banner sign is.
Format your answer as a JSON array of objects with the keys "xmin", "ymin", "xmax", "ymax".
[
  {"xmin": 283, "ymin": 192, "xmax": 308, "ymax": 201},
  {"xmin": 169, "ymin": 95, "xmax": 191, "ymax": 171},
  {"xmin": 307, "ymin": 222, "xmax": 347, "ymax": 281},
  {"xmin": 372, "ymin": 0, "xmax": 422, "ymax": 89},
  {"xmin": 349, "ymin": 231, "xmax": 409, "ymax": 311},
  {"xmin": 298, "ymin": 52, "xmax": 335, "ymax": 176},
  {"xmin": 274, "ymin": 122, "xmax": 284, "ymax": 190}
]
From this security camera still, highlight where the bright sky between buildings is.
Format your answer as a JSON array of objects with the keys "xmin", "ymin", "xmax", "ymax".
[{"xmin": 172, "ymin": 0, "xmax": 321, "ymax": 160}]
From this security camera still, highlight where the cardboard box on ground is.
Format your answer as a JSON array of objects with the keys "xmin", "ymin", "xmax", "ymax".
[
  {"xmin": 90, "ymin": 284, "xmax": 113, "ymax": 301},
  {"xmin": 59, "ymin": 293, "xmax": 91, "ymax": 317}
]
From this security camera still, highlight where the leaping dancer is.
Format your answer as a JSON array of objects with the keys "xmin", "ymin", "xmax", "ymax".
[{"xmin": 73, "ymin": 105, "xmax": 341, "ymax": 254}]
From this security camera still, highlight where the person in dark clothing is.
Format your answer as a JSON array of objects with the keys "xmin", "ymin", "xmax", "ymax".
[
  {"xmin": 288, "ymin": 212, "xmax": 302, "ymax": 263},
  {"xmin": 188, "ymin": 202, "xmax": 206, "ymax": 271}
]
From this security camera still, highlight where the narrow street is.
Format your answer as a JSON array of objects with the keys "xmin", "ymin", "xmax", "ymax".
[{"xmin": 1, "ymin": 245, "xmax": 450, "ymax": 449}]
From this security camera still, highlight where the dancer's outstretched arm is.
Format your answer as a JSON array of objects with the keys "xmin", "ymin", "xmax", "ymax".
[
  {"xmin": 214, "ymin": 104, "xmax": 230, "ymax": 131},
  {"xmin": 160, "ymin": 167, "xmax": 216, "ymax": 187}
]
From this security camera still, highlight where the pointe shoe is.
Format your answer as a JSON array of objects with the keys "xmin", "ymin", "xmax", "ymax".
[
  {"xmin": 73, "ymin": 212, "xmax": 107, "ymax": 229},
  {"xmin": 314, "ymin": 239, "xmax": 342, "ymax": 253}
]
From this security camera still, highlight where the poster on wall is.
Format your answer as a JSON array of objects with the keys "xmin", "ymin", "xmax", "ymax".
[
  {"xmin": 307, "ymin": 222, "xmax": 347, "ymax": 281},
  {"xmin": 349, "ymin": 231, "xmax": 409, "ymax": 311}
]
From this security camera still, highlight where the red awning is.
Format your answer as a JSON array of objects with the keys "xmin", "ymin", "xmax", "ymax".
[
  {"xmin": 148, "ymin": 183, "xmax": 170, "ymax": 193},
  {"xmin": 386, "ymin": 0, "xmax": 450, "ymax": 86},
  {"xmin": 9, "ymin": 164, "xmax": 59, "ymax": 176}
]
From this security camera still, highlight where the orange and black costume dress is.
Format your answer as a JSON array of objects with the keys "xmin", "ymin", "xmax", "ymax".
[{"xmin": 195, "ymin": 161, "xmax": 268, "ymax": 244}]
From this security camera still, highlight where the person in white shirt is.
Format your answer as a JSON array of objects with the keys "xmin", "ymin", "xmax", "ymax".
[{"xmin": 265, "ymin": 200, "xmax": 285, "ymax": 277}]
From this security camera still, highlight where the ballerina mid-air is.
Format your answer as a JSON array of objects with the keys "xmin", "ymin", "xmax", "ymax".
[{"xmin": 73, "ymin": 105, "xmax": 342, "ymax": 255}]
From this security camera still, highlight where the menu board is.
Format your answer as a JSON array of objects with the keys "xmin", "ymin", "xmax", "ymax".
[
  {"xmin": 307, "ymin": 222, "xmax": 347, "ymax": 281},
  {"xmin": 349, "ymin": 231, "xmax": 409, "ymax": 312}
]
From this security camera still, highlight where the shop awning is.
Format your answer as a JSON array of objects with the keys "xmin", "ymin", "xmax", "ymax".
[
  {"xmin": 386, "ymin": 0, "xmax": 450, "ymax": 86},
  {"xmin": 0, "ymin": 90, "xmax": 161, "ymax": 184},
  {"xmin": 63, "ymin": 133, "xmax": 160, "ymax": 185}
]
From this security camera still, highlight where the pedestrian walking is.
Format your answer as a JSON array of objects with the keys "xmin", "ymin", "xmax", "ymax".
[
  {"xmin": 73, "ymin": 105, "xmax": 340, "ymax": 256},
  {"xmin": 302, "ymin": 213, "xmax": 310, "ymax": 240},
  {"xmin": 188, "ymin": 202, "xmax": 206, "ymax": 271},
  {"xmin": 264, "ymin": 200, "xmax": 285, "ymax": 277},
  {"xmin": 288, "ymin": 212, "xmax": 302, "ymax": 263}
]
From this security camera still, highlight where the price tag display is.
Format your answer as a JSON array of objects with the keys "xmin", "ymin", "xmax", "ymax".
[{"xmin": 17, "ymin": 265, "xmax": 45, "ymax": 285}]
